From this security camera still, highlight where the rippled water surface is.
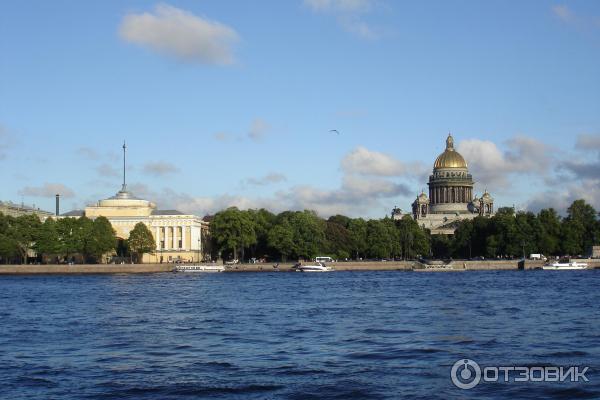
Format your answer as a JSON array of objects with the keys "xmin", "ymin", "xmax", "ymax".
[{"xmin": 1, "ymin": 270, "xmax": 599, "ymax": 399}]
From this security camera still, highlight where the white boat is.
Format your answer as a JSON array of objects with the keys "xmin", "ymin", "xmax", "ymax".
[
  {"xmin": 542, "ymin": 261, "xmax": 588, "ymax": 270},
  {"xmin": 295, "ymin": 262, "xmax": 334, "ymax": 272},
  {"xmin": 174, "ymin": 264, "xmax": 225, "ymax": 273}
]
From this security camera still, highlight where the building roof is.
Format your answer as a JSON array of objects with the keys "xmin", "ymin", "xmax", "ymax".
[
  {"xmin": 151, "ymin": 209, "xmax": 185, "ymax": 216},
  {"xmin": 61, "ymin": 210, "xmax": 85, "ymax": 217}
]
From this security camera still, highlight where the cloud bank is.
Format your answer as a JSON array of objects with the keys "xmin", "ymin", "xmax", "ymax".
[
  {"xmin": 120, "ymin": 4, "xmax": 238, "ymax": 65},
  {"xmin": 19, "ymin": 183, "xmax": 75, "ymax": 198},
  {"xmin": 142, "ymin": 161, "xmax": 180, "ymax": 176},
  {"xmin": 304, "ymin": 0, "xmax": 377, "ymax": 39}
]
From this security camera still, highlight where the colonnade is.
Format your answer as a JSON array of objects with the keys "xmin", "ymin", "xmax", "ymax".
[
  {"xmin": 429, "ymin": 186, "xmax": 473, "ymax": 204},
  {"xmin": 154, "ymin": 225, "xmax": 190, "ymax": 251}
]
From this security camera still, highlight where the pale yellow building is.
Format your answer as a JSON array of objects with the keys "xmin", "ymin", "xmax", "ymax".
[
  {"xmin": 60, "ymin": 143, "xmax": 209, "ymax": 263},
  {"xmin": 61, "ymin": 185, "xmax": 209, "ymax": 263}
]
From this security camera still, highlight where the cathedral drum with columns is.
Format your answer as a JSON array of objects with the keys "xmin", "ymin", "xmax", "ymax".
[{"xmin": 393, "ymin": 134, "xmax": 494, "ymax": 235}]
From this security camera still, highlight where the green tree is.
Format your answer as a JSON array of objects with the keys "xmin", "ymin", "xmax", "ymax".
[
  {"xmin": 537, "ymin": 208, "xmax": 561, "ymax": 256},
  {"xmin": 431, "ymin": 234, "xmax": 451, "ymax": 259},
  {"xmin": 286, "ymin": 210, "xmax": 325, "ymax": 260},
  {"xmin": 562, "ymin": 199, "xmax": 598, "ymax": 255},
  {"xmin": 34, "ymin": 218, "xmax": 61, "ymax": 262},
  {"xmin": 366, "ymin": 219, "xmax": 393, "ymax": 259},
  {"xmin": 77, "ymin": 217, "xmax": 96, "ymax": 262},
  {"xmin": 324, "ymin": 220, "xmax": 353, "ymax": 260},
  {"xmin": 347, "ymin": 218, "xmax": 368, "ymax": 259},
  {"xmin": 211, "ymin": 207, "xmax": 257, "ymax": 261},
  {"xmin": 56, "ymin": 217, "xmax": 84, "ymax": 261},
  {"xmin": 267, "ymin": 219, "xmax": 295, "ymax": 261},
  {"xmin": 451, "ymin": 219, "xmax": 474, "ymax": 258},
  {"xmin": 128, "ymin": 222, "xmax": 155, "ymax": 263},
  {"xmin": 88, "ymin": 217, "xmax": 117, "ymax": 262},
  {"xmin": 246, "ymin": 209, "xmax": 275, "ymax": 259},
  {"xmin": 11, "ymin": 214, "xmax": 42, "ymax": 264},
  {"xmin": 396, "ymin": 216, "xmax": 429, "ymax": 259}
]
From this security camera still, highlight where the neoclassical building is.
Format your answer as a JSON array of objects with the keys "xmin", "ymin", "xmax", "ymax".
[
  {"xmin": 393, "ymin": 134, "xmax": 494, "ymax": 234},
  {"xmin": 60, "ymin": 144, "xmax": 209, "ymax": 263}
]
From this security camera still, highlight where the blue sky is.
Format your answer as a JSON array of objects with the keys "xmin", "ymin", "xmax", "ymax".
[{"xmin": 1, "ymin": 0, "xmax": 599, "ymax": 217}]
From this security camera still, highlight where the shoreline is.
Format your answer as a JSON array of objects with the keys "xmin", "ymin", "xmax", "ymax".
[{"xmin": 1, "ymin": 259, "xmax": 599, "ymax": 275}]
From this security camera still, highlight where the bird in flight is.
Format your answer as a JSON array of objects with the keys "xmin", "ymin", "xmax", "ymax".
[{"xmin": 329, "ymin": 129, "xmax": 340, "ymax": 135}]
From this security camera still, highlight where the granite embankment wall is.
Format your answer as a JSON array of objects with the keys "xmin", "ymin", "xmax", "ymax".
[
  {"xmin": 1, "ymin": 260, "xmax": 599, "ymax": 275},
  {"xmin": 0, "ymin": 264, "xmax": 173, "ymax": 275}
]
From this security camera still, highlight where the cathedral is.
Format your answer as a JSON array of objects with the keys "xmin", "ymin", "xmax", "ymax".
[{"xmin": 392, "ymin": 134, "xmax": 494, "ymax": 234}]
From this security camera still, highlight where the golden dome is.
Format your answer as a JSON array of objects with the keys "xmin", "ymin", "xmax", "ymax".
[{"xmin": 433, "ymin": 134, "xmax": 468, "ymax": 169}]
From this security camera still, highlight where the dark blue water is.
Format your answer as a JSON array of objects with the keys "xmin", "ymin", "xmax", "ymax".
[{"xmin": 1, "ymin": 270, "xmax": 599, "ymax": 399}]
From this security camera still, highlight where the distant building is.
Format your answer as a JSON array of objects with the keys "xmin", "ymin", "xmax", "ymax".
[
  {"xmin": 0, "ymin": 200, "xmax": 53, "ymax": 220},
  {"xmin": 393, "ymin": 134, "xmax": 495, "ymax": 234},
  {"xmin": 59, "ymin": 143, "xmax": 209, "ymax": 263}
]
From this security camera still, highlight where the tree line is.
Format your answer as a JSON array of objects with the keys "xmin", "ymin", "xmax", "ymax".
[
  {"xmin": 1, "ymin": 199, "xmax": 598, "ymax": 264},
  {"xmin": 0, "ymin": 214, "xmax": 156, "ymax": 264},
  {"xmin": 209, "ymin": 208, "xmax": 430, "ymax": 262},
  {"xmin": 209, "ymin": 199, "xmax": 599, "ymax": 262},
  {"xmin": 433, "ymin": 199, "xmax": 599, "ymax": 259}
]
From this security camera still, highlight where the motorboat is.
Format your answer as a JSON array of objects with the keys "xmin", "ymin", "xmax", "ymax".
[
  {"xmin": 174, "ymin": 264, "xmax": 225, "ymax": 273},
  {"xmin": 542, "ymin": 261, "xmax": 588, "ymax": 270},
  {"xmin": 294, "ymin": 262, "xmax": 334, "ymax": 272}
]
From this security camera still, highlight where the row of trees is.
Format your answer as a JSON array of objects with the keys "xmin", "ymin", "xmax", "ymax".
[
  {"xmin": 434, "ymin": 200, "xmax": 599, "ymax": 259},
  {"xmin": 209, "ymin": 208, "xmax": 430, "ymax": 261},
  {"xmin": 1, "ymin": 199, "xmax": 597, "ymax": 264},
  {"xmin": 0, "ymin": 213, "xmax": 156, "ymax": 264},
  {"xmin": 209, "ymin": 199, "xmax": 599, "ymax": 262},
  {"xmin": 0, "ymin": 214, "xmax": 117, "ymax": 264}
]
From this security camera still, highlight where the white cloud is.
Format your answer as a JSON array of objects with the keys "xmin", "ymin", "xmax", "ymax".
[
  {"xmin": 119, "ymin": 4, "xmax": 238, "ymax": 65},
  {"xmin": 575, "ymin": 133, "xmax": 600, "ymax": 150},
  {"xmin": 121, "ymin": 146, "xmax": 413, "ymax": 218},
  {"xmin": 304, "ymin": 0, "xmax": 373, "ymax": 13},
  {"xmin": 552, "ymin": 5, "xmax": 575, "ymax": 23},
  {"xmin": 19, "ymin": 183, "xmax": 75, "ymax": 198},
  {"xmin": 551, "ymin": 4, "xmax": 600, "ymax": 31},
  {"xmin": 304, "ymin": 0, "xmax": 378, "ymax": 39},
  {"xmin": 248, "ymin": 118, "xmax": 270, "ymax": 142},
  {"xmin": 457, "ymin": 136, "xmax": 551, "ymax": 187},
  {"xmin": 77, "ymin": 146, "xmax": 100, "ymax": 160},
  {"xmin": 341, "ymin": 146, "xmax": 426, "ymax": 177},
  {"xmin": 243, "ymin": 173, "xmax": 287, "ymax": 186},
  {"xmin": 142, "ymin": 161, "xmax": 180, "ymax": 176},
  {"xmin": 213, "ymin": 131, "xmax": 231, "ymax": 142},
  {"xmin": 96, "ymin": 163, "xmax": 120, "ymax": 178},
  {"xmin": 526, "ymin": 179, "xmax": 600, "ymax": 214},
  {"xmin": 0, "ymin": 124, "xmax": 15, "ymax": 160}
]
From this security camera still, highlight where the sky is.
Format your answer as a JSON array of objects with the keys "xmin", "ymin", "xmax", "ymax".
[{"xmin": 1, "ymin": 0, "xmax": 599, "ymax": 218}]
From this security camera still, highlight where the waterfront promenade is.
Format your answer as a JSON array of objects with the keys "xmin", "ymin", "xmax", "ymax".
[{"xmin": 1, "ymin": 259, "xmax": 599, "ymax": 274}]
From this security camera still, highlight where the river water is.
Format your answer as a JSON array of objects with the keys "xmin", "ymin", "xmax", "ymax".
[{"xmin": 0, "ymin": 270, "xmax": 599, "ymax": 399}]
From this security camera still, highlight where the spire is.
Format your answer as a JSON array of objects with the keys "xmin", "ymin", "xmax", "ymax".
[
  {"xmin": 446, "ymin": 132, "xmax": 454, "ymax": 151},
  {"xmin": 122, "ymin": 141, "xmax": 127, "ymax": 191}
]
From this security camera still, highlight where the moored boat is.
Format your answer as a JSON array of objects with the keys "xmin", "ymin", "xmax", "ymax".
[
  {"xmin": 542, "ymin": 261, "xmax": 588, "ymax": 270},
  {"xmin": 294, "ymin": 262, "xmax": 334, "ymax": 272},
  {"xmin": 174, "ymin": 264, "xmax": 225, "ymax": 273},
  {"xmin": 292, "ymin": 262, "xmax": 334, "ymax": 272}
]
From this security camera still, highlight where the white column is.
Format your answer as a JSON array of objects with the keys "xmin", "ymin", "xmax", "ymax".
[
  {"xmin": 172, "ymin": 226, "xmax": 176, "ymax": 249},
  {"xmin": 165, "ymin": 226, "xmax": 170, "ymax": 250},
  {"xmin": 155, "ymin": 226, "xmax": 160, "ymax": 250},
  {"xmin": 182, "ymin": 225, "xmax": 186, "ymax": 250}
]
